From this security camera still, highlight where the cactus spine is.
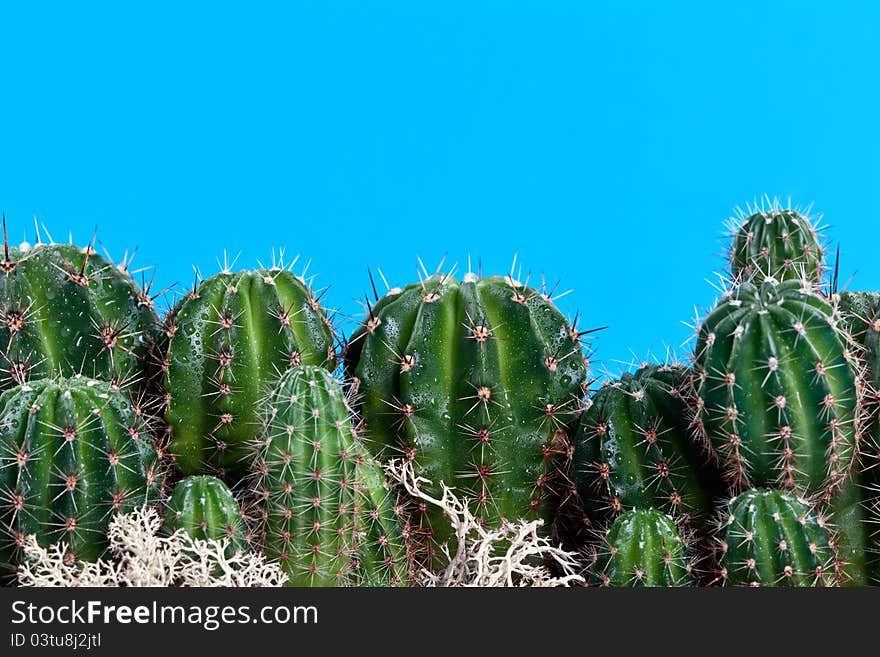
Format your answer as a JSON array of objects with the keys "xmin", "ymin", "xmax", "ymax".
[
  {"xmin": 0, "ymin": 376, "xmax": 160, "ymax": 568},
  {"xmin": 163, "ymin": 266, "xmax": 335, "ymax": 476},
  {"xmin": 693, "ymin": 279, "xmax": 861, "ymax": 496},
  {"xmin": 0, "ymin": 231, "xmax": 160, "ymax": 391},
  {"xmin": 729, "ymin": 202, "xmax": 823, "ymax": 283},
  {"xmin": 163, "ymin": 475, "xmax": 247, "ymax": 552},
  {"xmin": 573, "ymin": 364, "xmax": 718, "ymax": 524},
  {"xmin": 718, "ymin": 489, "xmax": 835, "ymax": 586},
  {"xmin": 591, "ymin": 508, "xmax": 693, "ymax": 587},
  {"xmin": 345, "ymin": 270, "xmax": 587, "ymax": 562},
  {"xmin": 254, "ymin": 366, "xmax": 408, "ymax": 586}
]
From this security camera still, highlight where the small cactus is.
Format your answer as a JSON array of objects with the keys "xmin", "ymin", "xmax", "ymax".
[
  {"xmin": 163, "ymin": 475, "xmax": 247, "ymax": 552},
  {"xmin": 253, "ymin": 365, "xmax": 409, "ymax": 586},
  {"xmin": 573, "ymin": 364, "xmax": 719, "ymax": 524},
  {"xmin": 0, "ymin": 225, "xmax": 160, "ymax": 391},
  {"xmin": 728, "ymin": 201, "xmax": 823, "ymax": 283},
  {"xmin": 0, "ymin": 376, "xmax": 161, "ymax": 570},
  {"xmin": 591, "ymin": 508, "xmax": 694, "ymax": 587},
  {"xmin": 717, "ymin": 488, "xmax": 836, "ymax": 587},
  {"xmin": 693, "ymin": 278, "xmax": 862, "ymax": 496},
  {"xmin": 163, "ymin": 264, "xmax": 336, "ymax": 476},
  {"xmin": 344, "ymin": 269, "xmax": 588, "ymax": 564}
]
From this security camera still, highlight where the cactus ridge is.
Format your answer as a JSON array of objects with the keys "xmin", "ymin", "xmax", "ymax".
[
  {"xmin": 591, "ymin": 508, "xmax": 694, "ymax": 587},
  {"xmin": 718, "ymin": 488, "xmax": 836, "ymax": 587},
  {"xmin": 0, "ymin": 227, "xmax": 161, "ymax": 393},
  {"xmin": 344, "ymin": 267, "xmax": 589, "ymax": 562},
  {"xmin": 163, "ymin": 262, "xmax": 336, "ymax": 476},
  {"xmin": 163, "ymin": 475, "xmax": 248, "ymax": 551},
  {"xmin": 252, "ymin": 365, "xmax": 409, "ymax": 587},
  {"xmin": 0, "ymin": 375, "xmax": 161, "ymax": 568},
  {"xmin": 574, "ymin": 363, "xmax": 717, "ymax": 524},
  {"xmin": 727, "ymin": 198, "xmax": 824, "ymax": 284},
  {"xmin": 693, "ymin": 278, "xmax": 863, "ymax": 497}
]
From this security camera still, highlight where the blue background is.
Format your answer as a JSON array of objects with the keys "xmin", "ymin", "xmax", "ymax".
[{"xmin": 2, "ymin": 2, "xmax": 877, "ymax": 379}]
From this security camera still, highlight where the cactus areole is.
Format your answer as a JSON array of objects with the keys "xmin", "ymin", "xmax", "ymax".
[
  {"xmin": 694, "ymin": 279, "xmax": 861, "ymax": 495},
  {"xmin": 0, "ymin": 238, "xmax": 160, "ymax": 391},
  {"xmin": 164, "ymin": 268, "xmax": 335, "ymax": 475},
  {"xmin": 0, "ymin": 375, "xmax": 160, "ymax": 566},
  {"xmin": 344, "ymin": 271, "xmax": 588, "ymax": 559}
]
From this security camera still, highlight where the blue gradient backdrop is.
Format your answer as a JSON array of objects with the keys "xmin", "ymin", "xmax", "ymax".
[{"xmin": 2, "ymin": 2, "xmax": 878, "ymax": 377}]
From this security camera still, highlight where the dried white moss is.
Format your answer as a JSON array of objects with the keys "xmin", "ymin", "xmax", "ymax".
[
  {"xmin": 18, "ymin": 506, "xmax": 287, "ymax": 587},
  {"xmin": 387, "ymin": 460, "xmax": 584, "ymax": 587}
]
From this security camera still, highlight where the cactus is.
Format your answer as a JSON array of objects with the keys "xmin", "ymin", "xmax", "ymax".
[
  {"xmin": 0, "ymin": 375, "xmax": 160, "ymax": 569},
  {"xmin": 163, "ymin": 475, "xmax": 248, "ymax": 552},
  {"xmin": 253, "ymin": 365, "xmax": 409, "ymax": 587},
  {"xmin": 591, "ymin": 508, "xmax": 694, "ymax": 587},
  {"xmin": 728, "ymin": 202, "xmax": 823, "ymax": 283},
  {"xmin": 717, "ymin": 489, "xmax": 836, "ymax": 586},
  {"xmin": 163, "ymin": 264, "xmax": 336, "ymax": 476},
  {"xmin": 573, "ymin": 364, "xmax": 719, "ymax": 524},
  {"xmin": 0, "ymin": 226, "xmax": 160, "ymax": 391},
  {"xmin": 344, "ymin": 269, "xmax": 588, "ymax": 562},
  {"xmin": 693, "ymin": 279, "xmax": 862, "ymax": 496}
]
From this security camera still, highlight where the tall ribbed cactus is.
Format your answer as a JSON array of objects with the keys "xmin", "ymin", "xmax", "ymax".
[
  {"xmin": 163, "ymin": 264, "xmax": 335, "ymax": 476},
  {"xmin": 163, "ymin": 475, "xmax": 247, "ymax": 552},
  {"xmin": 0, "ymin": 228, "xmax": 160, "ymax": 391},
  {"xmin": 253, "ymin": 366, "xmax": 409, "ymax": 587},
  {"xmin": 573, "ymin": 364, "xmax": 719, "ymax": 524},
  {"xmin": 728, "ymin": 202, "xmax": 823, "ymax": 283},
  {"xmin": 0, "ymin": 376, "xmax": 160, "ymax": 568},
  {"xmin": 693, "ymin": 279, "xmax": 862, "ymax": 495},
  {"xmin": 718, "ymin": 489, "xmax": 836, "ymax": 587},
  {"xmin": 344, "ymin": 270, "xmax": 588, "ymax": 562},
  {"xmin": 591, "ymin": 508, "xmax": 694, "ymax": 587}
]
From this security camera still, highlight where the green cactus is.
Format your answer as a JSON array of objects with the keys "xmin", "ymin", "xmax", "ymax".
[
  {"xmin": 0, "ymin": 376, "xmax": 161, "ymax": 569},
  {"xmin": 163, "ymin": 475, "xmax": 248, "ymax": 552},
  {"xmin": 591, "ymin": 508, "xmax": 694, "ymax": 587},
  {"xmin": 693, "ymin": 279, "xmax": 862, "ymax": 496},
  {"xmin": 573, "ymin": 364, "xmax": 719, "ymax": 524},
  {"xmin": 728, "ymin": 203, "xmax": 823, "ymax": 283},
  {"xmin": 0, "ymin": 227, "xmax": 160, "ymax": 392},
  {"xmin": 344, "ymin": 270, "xmax": 588, "ymax": 563},
  {"xmin": 253, "ymin": 365, "xmax": 409, "ymax": 587},
  {"xmin": 718, "ymin": 489, "xmax": 836, "ymax": 587},
  {"xmin": 163, "ymin": 264, "xmax": 336, "ymax": 476}
]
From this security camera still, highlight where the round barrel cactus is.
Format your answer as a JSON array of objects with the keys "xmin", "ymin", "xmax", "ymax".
[
  {"xmin": 163, "ymin": 475, "xmax": 247, "ymax": 552},
  {"xmin": 718, "ymin": 489, "xmax": 836, "ymax": 587},
  {"xmin": 253, "ymin": 365, "xmax": 409, "ymax": 587},
  {"xmin": 693, "ymin": 279, "xmax": 862, "ymax": 496},
  {"xmin": 0, "ymin": 375, "xmax": 161, "ymax": 567},
  {"xmin": 573, "ymin": 364, "xmax": 719, "ymax": 524},
  {"xmin": 0, "ymin": 235, "xmax": 160, "ymax": 391},
  {"xmin": 591, "ymin": 508, "xmax": 693, "ymax": 587},
  {"xmin": 729, "ymin": 205, "xmax": 823, "ymax": 283},
  {"xmin": 344, "ymin": 271, "xmax": 588, "ymax": 562},
  {"xmin": 163, "ymin": 267, "xmax": 336, "ymax": 476}
]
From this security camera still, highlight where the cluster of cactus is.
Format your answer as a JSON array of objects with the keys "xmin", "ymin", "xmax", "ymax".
[{"xmin": 2, "ymin": 195, "xmax": 880, "ymax": 588}]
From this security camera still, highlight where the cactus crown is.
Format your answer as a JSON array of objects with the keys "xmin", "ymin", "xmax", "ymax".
[{"xmin": 163, "ymin": 475, "xmax": 248, "ymax": 551}]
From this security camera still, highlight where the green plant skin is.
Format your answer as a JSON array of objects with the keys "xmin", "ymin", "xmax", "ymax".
[
  {"xmin": 0, "ymin": 242, "xmax": 160, "ymax": 391},
  {"xmin": 164, "ymin": 269, "xmax": 335, "ymax": 476},
  {"xmin": 255, "ymin": 366, "xmax": 409, "ymax": 587},
  {"xmin": 345, "ymin": 273, "xmax": 587, "ymax": 563},
  {"xmin": 730, "ymin": 209, "xmax": 823, "ymax": 283},
  {"xmin": 720, "ymin": 489, "xmax": 835, "ymax": 587},
  {"xmin": 163, "ymin": 475, "xmax": 247, "ymax": 552},
  {"xmin": 592, "ymin": 508, "xmax": 693, "ymax": 587},
  {"xmin": 573, "ymin": 364, "xmax": 720, "ymax": 524},
  {"xmin": 0, "ymin": 376, "xmax": 160, "ymax": 568},
  {"xmin": 694, "ymin": 279, "xmax": 860, "ymax": 496}
]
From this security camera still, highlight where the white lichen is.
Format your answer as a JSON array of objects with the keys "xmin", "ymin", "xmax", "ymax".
[
  {"xmin": 387, "ymin": 460, "xmax": 584, "ymax": 587},
  {"xmin": 17, "ymin": 506, "xmax": 287, "ymax": 587}
]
